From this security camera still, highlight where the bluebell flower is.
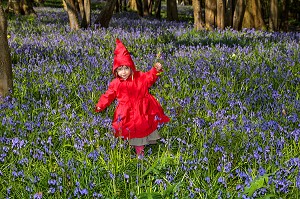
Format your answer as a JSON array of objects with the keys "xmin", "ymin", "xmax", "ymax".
[
  {"xmin": 258, "ymin": 167, "xmax": 266, "ymax": 176},
  {"xmin": 205, "ymin": 177, "xmax": 210, "ymax": 183},
  {"xmin": 109, "ymin": 171, "xmax": 115, "ymax": 179},
  {"xmin": 296, "ymin": 173, "xmax": 300, "ymax": 189},
  {"xmin": 88, "ymin": 150, "xmax": 99, "ymax": 161},
  {"xmin": 48, "ymin": 187, "xmax": 56, "ymax": 194},
  {"xmin": 26, "ymin": 186, "xmax": 33, "ymax": 192},
  {"xmin": 48, "ymin": 179, "xmax": 57, "ymax": 186},
  {"xmin": 218, "ymin": 176, "xmax": 225, "ymax": 184},
  {"xmin": 189, "ymin": 191, "xmax": 195, "ymax": 198},
  {"xmin": 80, "ymin": 188, "xmax": 88, "ymax": 195},
  {"xmin": 18, "ymin": 158, "xmax": 29, "ymax": 165},
  {"xmin": 155, "ymin": 179, "xmax": 163, "ymax": 185},
  {"xmin": 224, "ymin": 162, "xmax": 232, "ymax": 173},
  {"xmin": 7, "ymin": 186, "xmax": 12, "ymax": 195},
  {"xmin": 124, "ymin": 173, "xmax": 129, "ymax": 181},
  {"xmin": 33, "ymin": 192, "xmax": 43, "ymax": 199},
  {"xmin": 74, "ymin": 187, "xmax": 80, "ymax": 196},
  {"xmin": 93, "ymin": 192, "xmax": 103, "ymax": 198},
  {"xmin": 236, "ymin": 184, "xmax": 243, "ymax": 191}
]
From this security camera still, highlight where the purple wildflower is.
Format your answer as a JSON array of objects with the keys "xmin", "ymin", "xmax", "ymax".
[{"xmin": 33, "ymin": 192, "xmax": 43, "ymax": 199}]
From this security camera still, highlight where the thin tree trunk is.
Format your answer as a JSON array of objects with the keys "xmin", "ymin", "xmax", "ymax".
[
  {"xmin": 149, "ymin": 0, "xmax": 153, "ymax": 14},
  {"xmin": 6, "ymin": 0, "xmax": 36, "ymax": 15},
  {"xmin": 232, "ymin": 0, "xmax": 245, "ymax": 30},
  {"xmin": 205, "ymin": 0, "xmax": 216, "ymax": 30},
  {"xmin": 0, "ymin": 5, "xmax": 13, "ymax": 98},
  {"xmin": 193, "ymin": 0, "xmax": 204, "ymax": 30},
  {"xmin": 143, "ymin": 0, "xmax": 149, "ymax": 16},
  {"xmin": 167, "ymin": 0, "xmax": 178, "ymax": 21},
  {"xmin": 78, "ymin": 0, "xmax": 85, "ymax": 18},
  {"xmin": 80, "ymin": 0, "xmax": 91, "ymax": 28},
  {"xmin": 225, "ymin": 0, "xmax": 233, "ymax": 27},
  {"xmin": 243, "ymin": 0, "xmax": 254, "ymax": 28},
  {"xmin": 217, "ymin": 0, "xmax": 225, "ymax": 29},
  {"xmin": 84, "ymin": 0, "xmax": 91, "ymax": 25},
  {"xmin": 154, "ymin": 0, "xmax": 161, "ymax": 19},
  {"xmin": 254, "ymin": 0, "xmax": 266, "ymax": 30},
  {"xmin": 6, "ymin": 0, "xmax": 21, "ymax": 14},
  {"xmin": 136, "ymin": 0, "xmax": 143, "ymax": 16},
  {"xmin": 95, "ymin": 0, "xmax": 118, "ymax": 28},
  {"xmin": 21, "ymin": 0, "xmax": 36, "ymax": 16},
  {"xmin": 122, "ymin": 0, "xmax": 127, "ymax": 11},
  {"xmin": 116, "ymin": 0, "xmax": 120, "ymax": 12},
  {"xmin": 269, "ymin": 0, "xmax": 278, "ymax": 31},
  {"xmin": 64, "ymin": 0, "xmax": 80, "ymax": 30},
  {"xmin": 281, "ymin": 0, "xmax": 289, "ymax": 31}
]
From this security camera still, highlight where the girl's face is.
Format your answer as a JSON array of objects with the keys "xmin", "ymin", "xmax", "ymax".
[{"xmin": 116, "ymin": 66, "xmax": 131, "ymax": 80}]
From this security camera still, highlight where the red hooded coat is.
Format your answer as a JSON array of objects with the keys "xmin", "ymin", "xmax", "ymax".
[{"xmin": 95, "ymin": 39, "xmax": 170, "ymax": 139}]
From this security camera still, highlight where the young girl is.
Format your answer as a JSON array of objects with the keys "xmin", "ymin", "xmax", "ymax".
[{"xmin": 95, "ymin": 39, "xmax": 170, "ymax": 157}]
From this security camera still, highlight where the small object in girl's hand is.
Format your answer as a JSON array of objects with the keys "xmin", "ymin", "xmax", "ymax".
[{"xmin": 155, "ymin": 47, "xmax": 164, "ymax": 65}]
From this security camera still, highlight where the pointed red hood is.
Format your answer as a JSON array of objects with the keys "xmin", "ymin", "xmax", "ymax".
[{"xmin": 113, "ymin": 39, "xmax": 136, "ymax": 74}]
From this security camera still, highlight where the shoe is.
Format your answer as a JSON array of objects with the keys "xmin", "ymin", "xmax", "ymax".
[{"xmin": 135, "ymin": 145, "xmax": 144, "ymax": 159}]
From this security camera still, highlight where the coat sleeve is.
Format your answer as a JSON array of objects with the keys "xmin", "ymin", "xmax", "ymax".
[
  {"xmin": 95, "ymin": 80, "xmax": 117, "ymax": 112},
  {"xmin": 144, "ymin": 67, "xmax": 162, "ymax": 88}
]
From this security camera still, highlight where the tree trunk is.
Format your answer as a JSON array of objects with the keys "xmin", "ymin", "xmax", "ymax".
[
  {"xmin": 193, "ymin": 0, "xmax": 204, "ymax": 30},
  {"xmin": 116, "ymin": 0, "xmax": 127, "ymax": 12},
  {"xmin": 78, "ymin": 0, "xmax": 85, "ymax": 18},
  {"xmin": 136, "ymin": 0, "xmax": 143, "ymax": 16},
  {"xmin": 0, "ymin": 5, "xmax": 13, "ymax": 99},
  {"xmin": 280, "ymin": 0, "xmax": 289, "ymax": 31},
  {"xmin": 84, "ymin": 0, "xmax": 91, "ymax": 26},
  {"xmin": 232, "ymin": 0, "xmax": 245, "ymax": 30},
  {"xmin": 116, "ymin": 0, "xmax": 120, "ymax": 12},
  {"xmin": 254, "ymin": 0, "xmax": 266, "ymax": 30},
  {"xmin": 21, "ymin": 0, "xmax": 37, "ymax": 16},
  {"xmin": 64, "ymin": 0, "xmax": 80, "ymax": 30},
  {"xmin": 6, "ymin": 0, "xmax": 21, "ymax": 14},
  {"xmin": 243, "ymin": 0, "xmax": 266, "ymax": 30},
  {"xmin": 167, "ymin": 0, "xmax": 178, "ymax": 21},
  {"xmin": 80, "ymin": 0, "xmax": 91, "ymax": 28},
  {"xmin": 205, "ymin": 0, "xmax": 216, "ymax": 30},
  {"xmin": 95, "ymin": 0, "xmax": 118, "ymax": 28},
  {"xmin": 6, "ymin": 0, "xmax": 36, "ymax": 16},
  {"xmin": 269, "ymin": 0, "xmax": 278, "ymax": 31},
  {"xmin": 129, "ymin": 0, "xmax": 137, "ymax": 11},
  {"xmin": 154, "ymin": 0, "xmax": 161, "ymax": 19},
  {"xmin": 225, "ymin": 0, "xmax": 233, "ymax": 27},
  {"xmin": 243, "ymin": 0, "xmax": 254, "ymax": 28},
  {"xmin": 143, "ymin": 0, "xmax": 150, "ymax": 16},
  {"xmin": 216, "ymin": 0, "xmax": 225, "ymax": 29},
  {"xmin": 122, "ymin": 0, "xmax": 127, "ymax": 11},
  {"xmin": 149, "ymin": 0, "xmax": 153, "ymax": 14}
]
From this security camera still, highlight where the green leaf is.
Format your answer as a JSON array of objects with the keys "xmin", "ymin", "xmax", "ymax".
[
  {"xmin": 138, "ymin": 192, "xmax": 163, "ymax": 199},
  {"xmin": 141, "ymin": 159, "xmax": 159, "ymax": 178},
  {"xmin": 164, "ymin": 84, "xmax": 171, "ymax": 88},
  {"xmin": 244, "ymin": 174, "xmax": 269, "ymax": 196}
]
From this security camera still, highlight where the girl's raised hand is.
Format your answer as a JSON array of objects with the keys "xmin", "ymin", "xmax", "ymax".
[{"xmin": 154, "ymin": 62, "xmax": 162, "ymax": 71}]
